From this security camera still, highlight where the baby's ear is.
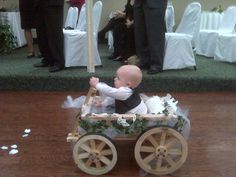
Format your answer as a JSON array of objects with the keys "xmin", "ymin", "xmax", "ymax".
[{"xmin": 127, "ymin": 81, "xmax": 133, "ymax": 88}]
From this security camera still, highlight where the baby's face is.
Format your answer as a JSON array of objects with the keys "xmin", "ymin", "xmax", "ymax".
[{"xmin": 114, "ymin": 68, "xmax": 129, "ymax": 88}]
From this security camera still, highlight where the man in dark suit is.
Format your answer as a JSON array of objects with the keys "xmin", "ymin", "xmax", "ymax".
[
  {"xmin": 134, "ymin": 0, "xmax": 167, "ymax": 74},
  {"xmin": 34, "ymin": 0, "xmax": 65, "ymax": 72}
]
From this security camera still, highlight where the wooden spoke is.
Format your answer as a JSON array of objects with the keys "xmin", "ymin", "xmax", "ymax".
[
  {"xmin": 100, "ymin": 156, "xmax": 111, "ymax": 165},
  {"xmin": 95, "ymin": 161, "xmax": 102, "ymax": 169},
  {"xmin": 80, "ymin": 143, "xmax": 91, "ymax": 153},
  {"xmin": 101, "ymin": 149, "xmax": 113, "ymax": 156},
  {"xmin": 97, "ymin": 141, "xmax": 106, "ymax": 152},
  {"xmin": 78, "ymin": 152, "xmax": 90, "ymax": 159},
  {"xmin": 165, "ymin": 155, "xmax": 176, "ymax": 167},
  {"xmin": 168, "ymin": 149, "xmax": 182, "ymax": 155},
  {"xmin": 160, "ymin": 132, "xmax": 167, "ymax": 146},
  {"xmin": 90, "ymin": 139, "xmax": 96, "ymax": 150},
  {"xmin": 135, "ymin": 127, "xmax": 188, "ymax": 175},
  {"xmin": 165, "ymin": 138, "xmax": 178, "ymax": 149},
  {"xmin": 156, "ymin": 158, "xmax": 162, "ymax": 170},
  {"xmin": 140, "ymin": 146, "xmax": 155, "ymax": 153},
  {"xmin": 85, "ymin": 158, "xmax": 92, "ymax": 167},
  {"xmin": 73, "ymin": 134, "xmax": 117, "ymax": 175},
  {"xmin": 147, "ymin": 135, "xmax": 159, "ymax": 148},
  {"xmin": 143, "ymin": 153, "xmax": 156, "ymax": 164}
]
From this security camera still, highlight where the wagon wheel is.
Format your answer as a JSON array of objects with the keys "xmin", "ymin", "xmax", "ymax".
[
  {"xmin": 73, "ymin": 133, "xmax": 117, "ymax": 175},
  {"xmin": 134, "ymin": 126, "xmax": 188, "ymax": 175}
]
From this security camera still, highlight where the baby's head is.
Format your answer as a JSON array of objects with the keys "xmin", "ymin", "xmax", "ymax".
[{"xmin": 114, "ymin": 65, "xmax": 142, "ymax": 89}]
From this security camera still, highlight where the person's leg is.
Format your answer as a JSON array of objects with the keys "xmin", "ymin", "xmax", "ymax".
[
  {"xmin": 133, "ymin": 2, "xmax": 149, "ymax": 68},
  {"xmin": 111, "ymin": 23, "xmax": 126, "ymax": 60},
  {"xmin": 34, "ymin": 2, "xmax": 52, "ymax": 66},
  {"xmin": 98, "ymin": 18, "xmax": 124, "ymax": 42},
  {"xmin": 24, "ymin": 29, "xmax": 34, "ymax": 58},
  {"xmin": 45, "ymin": 4, "xmax": 64, "ymax": 71}
]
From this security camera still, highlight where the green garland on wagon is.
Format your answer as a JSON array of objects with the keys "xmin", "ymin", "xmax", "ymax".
[{"xmin": 79, "ymin": 114, "xmax": 187, "ymax": 136}]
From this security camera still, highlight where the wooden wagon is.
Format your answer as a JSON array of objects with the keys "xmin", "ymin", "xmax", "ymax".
[{"xmin": 67, "ymin": 88, "xmax": 189, "ymax": 175}]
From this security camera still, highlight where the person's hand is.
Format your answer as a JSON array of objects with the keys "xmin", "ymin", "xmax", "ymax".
[
  {"xmin": 114, "ymin": 10, "xmax": 125, "ymax": 19},
  {"xmin": 89, "ymin": 77, "xmax": 99, "ymax": 88},
  {"xmin": 126, "ymin": 19, "xmax": 133, "ymax": 28}
]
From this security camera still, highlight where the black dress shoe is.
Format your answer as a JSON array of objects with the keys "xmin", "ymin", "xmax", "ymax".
[
  {"xmin": 147, "ymin": 65, "xmax": 163, "ymax": 74},
  {"xmin": 113, "ymin": 56, "xmax": 123, "ymax": 61},
  {"xmin": 138, "ymin": 63, "xmax": 149, "ymax": 70},
  {"xmin": 34, "ymin": 62, "xmax": 49, "ymax": 67},
  {"xmin": 49, "ymin": 65, "xmax": 64, "ymax": 72}
]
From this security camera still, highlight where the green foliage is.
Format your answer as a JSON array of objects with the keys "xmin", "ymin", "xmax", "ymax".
[
  {"xmin": 211, "ymin": 5, "xmax": 223, "ymax": 13},
  {"xmin": 79, "ymin": 115, "xmax": 187, "ymax": 136},
  {"xmin": 0, "ymin": 24, "xmax": 17, "ymax": 54}
]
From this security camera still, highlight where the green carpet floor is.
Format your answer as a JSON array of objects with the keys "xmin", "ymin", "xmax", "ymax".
[{"xmin": 0, "ymin": 44, "xmax": 236, "ymax": 92}]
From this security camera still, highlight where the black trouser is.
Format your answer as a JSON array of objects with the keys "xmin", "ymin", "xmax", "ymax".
[
  {"xmin": 35, "ymin": 1, "xmax": 64, "ymax": 67},
  {"xmin": 134, "ymin": 1, "xmax": 166, "ymax": 69}
]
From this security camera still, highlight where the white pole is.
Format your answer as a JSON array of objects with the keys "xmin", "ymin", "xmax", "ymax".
[{"xmin": 85, "ymin": 0, "xmax": 95, "ymax": 73}]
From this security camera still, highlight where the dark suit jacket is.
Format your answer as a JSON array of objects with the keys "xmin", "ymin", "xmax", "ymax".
[
  {"xmin": 135, "ymin": 0, "xmax": 167, "ymax": 9},
  {"xmin": 34, "ymin": 0, "xmax": 64, "ymax": 7},
  {"xmin": 47, "ymin": 0, "xmax": 64, "ymax": 6}
]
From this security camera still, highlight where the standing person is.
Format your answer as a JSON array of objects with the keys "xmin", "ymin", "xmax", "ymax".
[
  {"xmin": 34, "ymin": 0, "xmax": 65, "ymax": 72},
  {"xmin": 19, "ymin": 0, "xmax": 36, "ymax": 58},
  {"xmin": 134, "ymin": 0, "xmax": 167, "ymax": 74}
]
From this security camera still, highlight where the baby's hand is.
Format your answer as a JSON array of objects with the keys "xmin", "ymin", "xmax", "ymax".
[{"xmin": 89, "ymin": 77, "xmax": 99, "ymax": 88}]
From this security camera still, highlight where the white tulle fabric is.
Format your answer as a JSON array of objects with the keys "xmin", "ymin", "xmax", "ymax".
[
  {"xmin": 163, "ymin": 2, "xmax": 201, "ymax": 70},
  {"xmin": 63, "ymin": 1, "xmax": 103, "ymax": 67},
  {"xmin": 196, "ymin": 6, "xmax": 236, "ymax": 57}
]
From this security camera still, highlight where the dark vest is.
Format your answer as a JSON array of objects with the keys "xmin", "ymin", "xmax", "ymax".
[{"xmin": 115, "ymin": 89, "xmax": 141, "ymax": 114}]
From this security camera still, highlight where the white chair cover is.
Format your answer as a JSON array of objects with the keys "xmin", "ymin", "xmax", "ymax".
[
  {"xmin": 63, "ymin": 1, "xmax": 103, "ymax": 67},
  {"xmin": 163, "ymin": 2, "xmax": 201, "ymax": 70},
  {"xmin": 76, "ymin": 4, "xmax": 86, "ymax": 31},
  {"xmin": 196, "ymin": 6, "xmax": 236, "ymax": 57},
  {"xmin": 175, "ymin": 2, "xmax": 201, "ymax": 47},
  {"xmin": 64, "ymin": 7, "xmax": 79, "ymax": 29},
  {"xmin": 165, "ymin": 5, "xmax": 175, "ymax": 32},
  {"xmin": 214, "ymin": 33, "xmax": 236, "ymax": 63},
  {"xmin": 0, "ymin": 12, "xmax": 26, "ymax": 47}
]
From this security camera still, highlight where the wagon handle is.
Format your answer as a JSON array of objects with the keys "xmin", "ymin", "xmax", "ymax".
[{"xmin": 84, "ymin": 87, "xmax": 97, "ymax": 105}]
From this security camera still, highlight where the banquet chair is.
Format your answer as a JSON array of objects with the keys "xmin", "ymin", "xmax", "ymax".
[
  {"xmin": 64, "ymin": 7, "xmax": 79, "ymax": 29},
  {"xmin": 196, "ymin": 6, "xmax": 236, "ymax": 57},
  {"xmin": 163, "ymin": 2, "xmax": 201, "ymax": 70},
  {"xmin": 63, "ymin": 1, "xmax": 103, "ymax": 67},
  {"xmin": 214, "ymin": 33, "xmax": 236, "ymax": 63},
  {"xmin": 76, "ymin": 3, "xmax": 86, "ymax": 31},
  {"xmin": 165, "ymin": 4, "xmax": 175, "ymax": 32}
]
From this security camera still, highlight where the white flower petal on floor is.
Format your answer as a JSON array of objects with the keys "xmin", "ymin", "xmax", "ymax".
[
  {"xmin": 11, "ymin": 144, "xmax": 17, "ymax": 149},
  {"xmin": 9, "ymin": 149, "xmax": 18, "ymax": 155},
  {"xmin": 1, "ymin": 146, "xmax": 8, "ymax": 150},
  {"xmin": 24, "ymin": 129, "xmax": 31, "ymax": 134},
  {"xmin": 22, "ymin": 134, "xmax": 29, "ymax": 137}
]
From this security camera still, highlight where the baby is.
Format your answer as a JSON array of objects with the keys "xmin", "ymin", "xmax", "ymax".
[{"xmin": 89, "ymin": 65, "xmax": 147, "ymax": 114}]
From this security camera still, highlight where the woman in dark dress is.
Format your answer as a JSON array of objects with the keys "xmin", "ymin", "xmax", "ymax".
[
  {"xmin": 98, "ymin": 0, "xmax": 135, "ymax": 62},
  {"xmin": 19, "ymin": 0, "xmax": 36, "ymax": 58}
]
